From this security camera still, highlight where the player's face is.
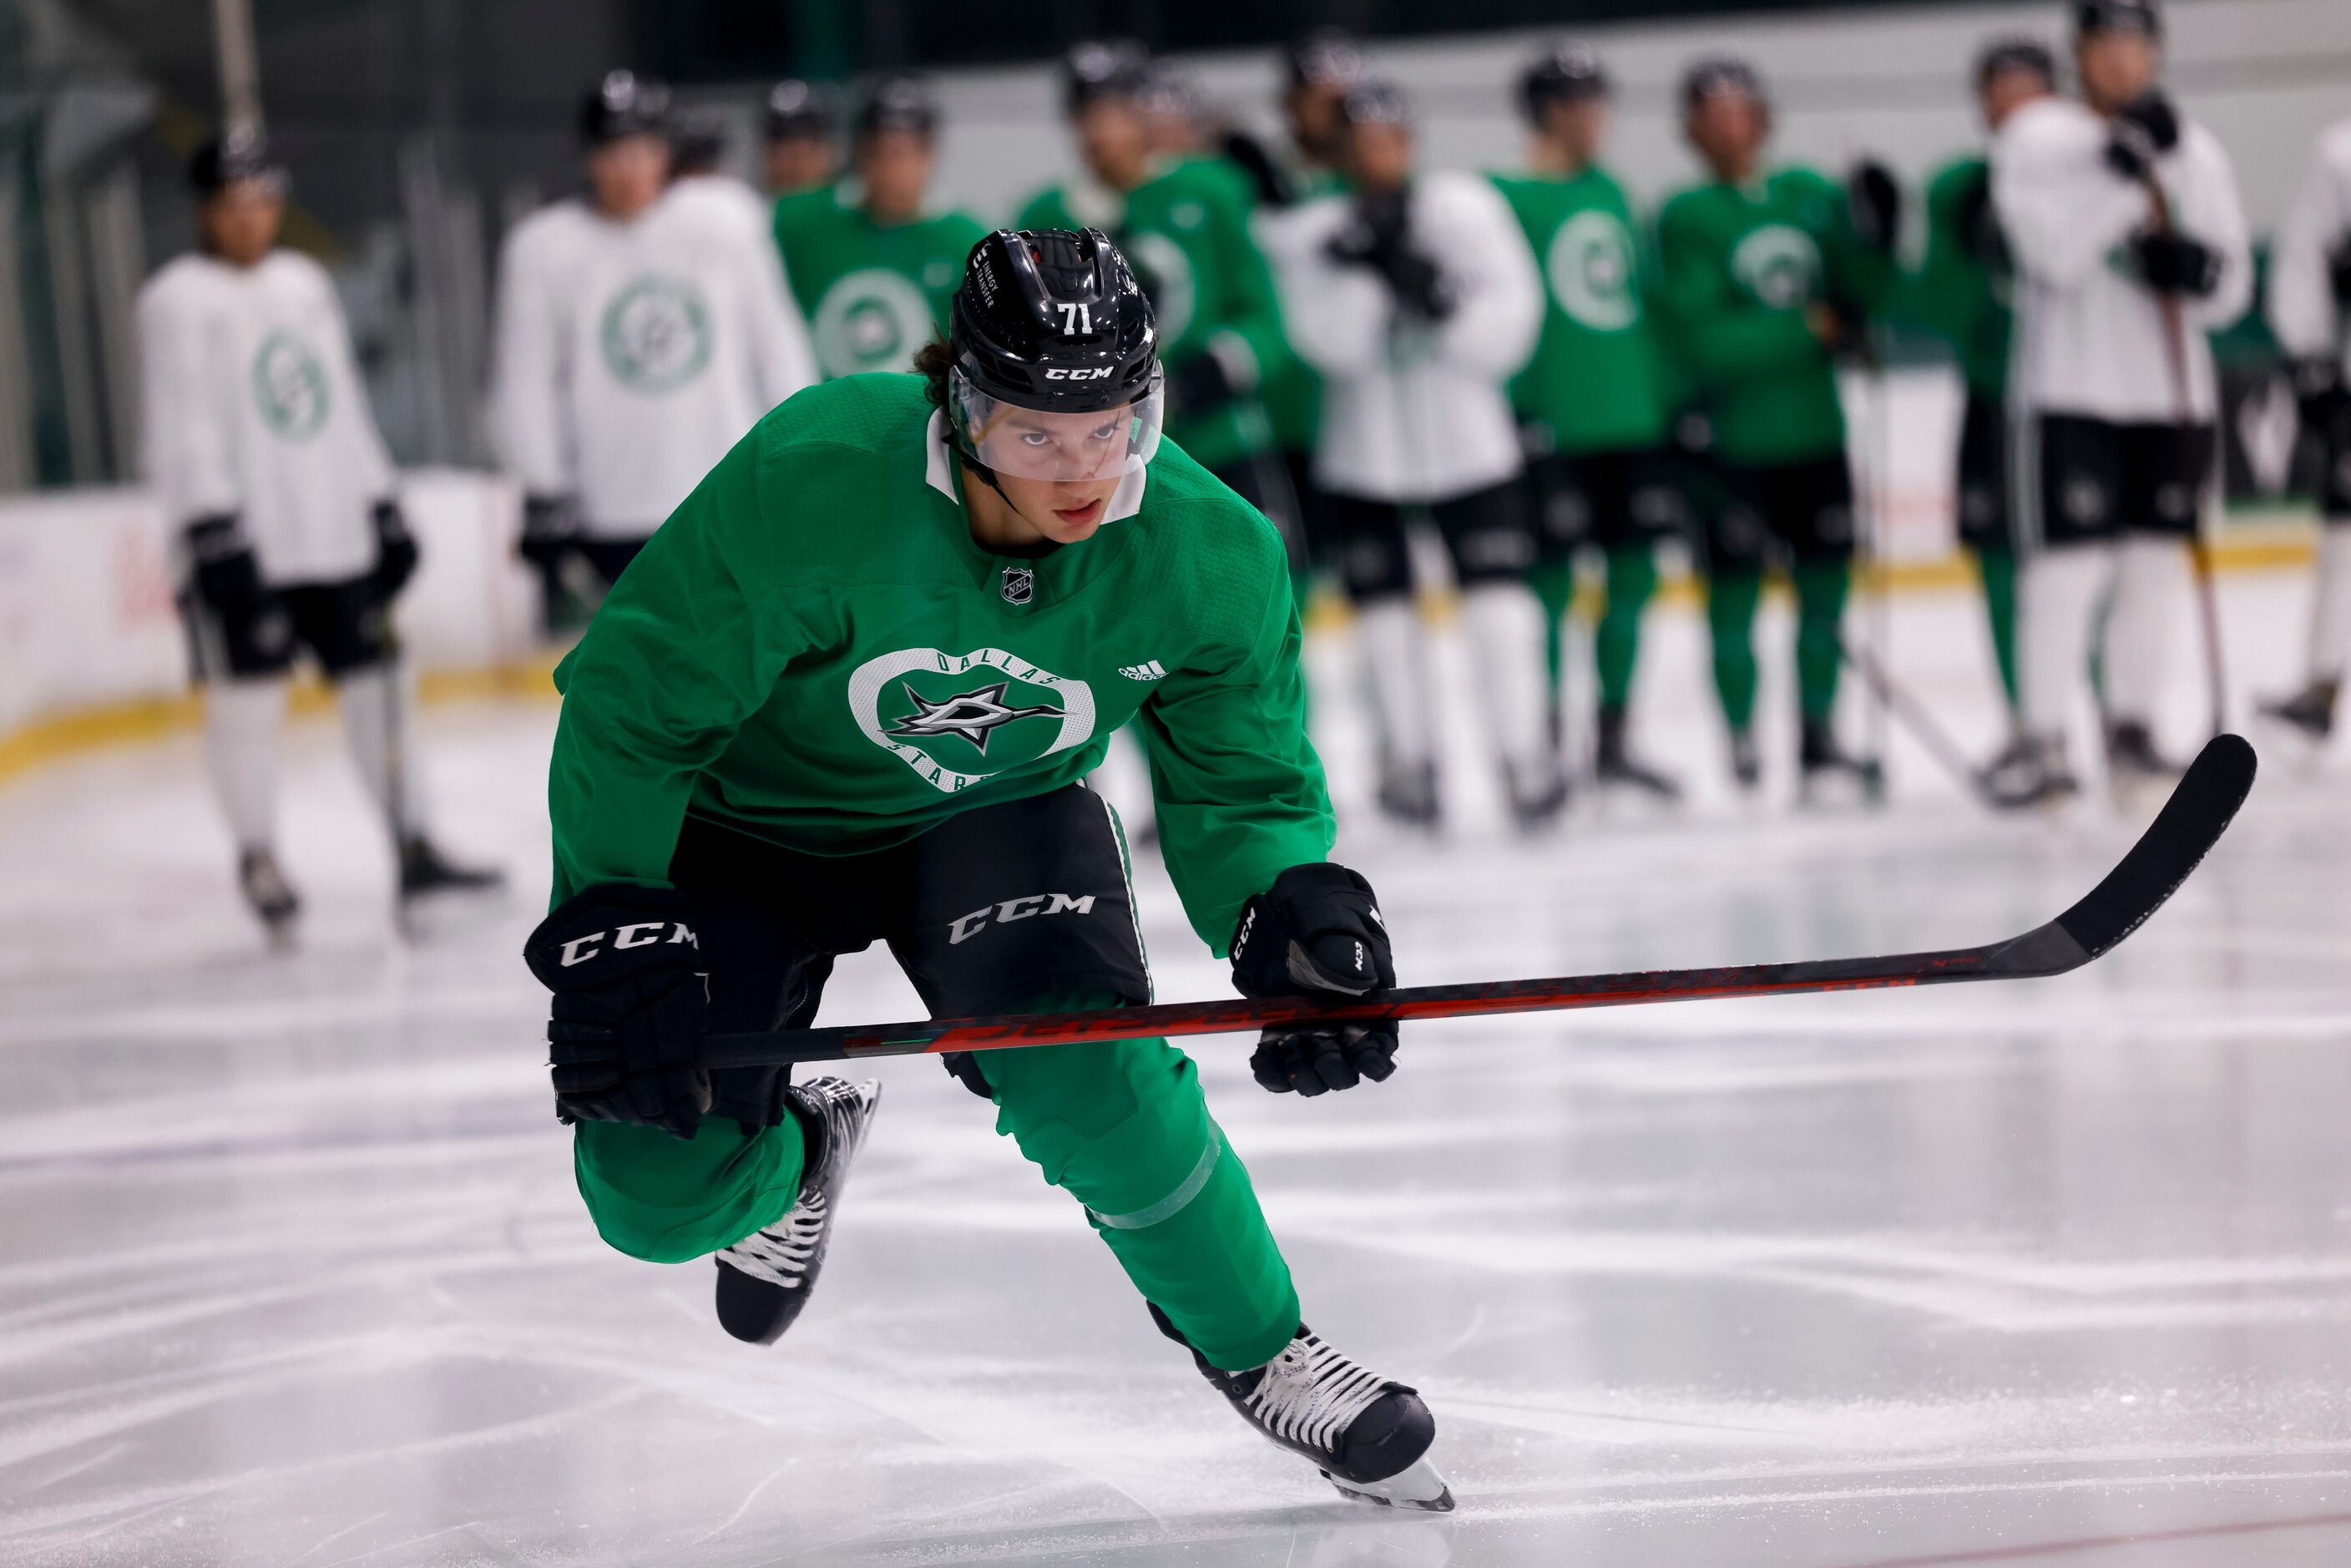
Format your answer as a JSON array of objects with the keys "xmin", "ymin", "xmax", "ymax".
[
  {"xmin": 765, "ymin": 134, "xmax": 836, "ymax": 195},
  {"xmin": 1076, "ymin": 99, "xmax": 1151, "ymax": 190},
  {"xmin": 1286, "ymin": 84, "xmax": 1347, "ymax": 163},
  {"xmin": 1545, "ymin": 98, "xmax": 1610, "ymax": 166},
  {"xmin": 857, "ymin": 129, "xmax": 933, "ymax": 221},
  {"xmin": 973, "ymin": 403, "xmax": 1135, "ymax": 544},
  {"xmin": 2076, "ymin": 33, "xmax": 2159, "ymax": 114},
  {"xmin": 1978, "ymin": 66, "xmax": 2052, "ymax": 133},
  {"xmin": 200, "ymin": 179, "xmax": 283, "ymax": 267},
  {"xmin": 1685, "ymin": 93, "xmax": 1767, "ymax": 175},
  {"xmin": 587, "ymin": 134, "xmax": 670, "ymax": 220},
  {"xmin": 1344, "ymin": 121, "xmax": 1414, "ymax": 191}
]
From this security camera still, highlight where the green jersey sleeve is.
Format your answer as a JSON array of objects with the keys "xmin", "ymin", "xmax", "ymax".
[
  {"xmin": 1134, "ymin": 517, "xmax": 1334, "ymax": 954},
  {"xmin": 547, "ymin": 432, "xmax": 802, "ymax": 903}
]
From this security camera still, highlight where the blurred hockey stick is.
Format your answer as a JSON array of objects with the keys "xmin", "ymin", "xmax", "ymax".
[
  {"xmin": 1834, "ymin": 635, "xmax": 1998, "ymax": 807},
  {"xmin": 702, "ymin": 734, "xmax": 2252, "ymax": 1068}
]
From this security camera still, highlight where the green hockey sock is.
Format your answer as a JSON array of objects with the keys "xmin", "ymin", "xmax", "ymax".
[
  {"xmin": 1706, "ymin": 567, "xmax": 1763, "ymax": 731},
  {"xmin": 1975, "ymin": 545, "xmax": 2020, "ymax": 711},
  {"xmin": 1794, "ymin": 557, "xmax": 1851, "ymax": 722},
  {"xmin": 1596, "ymin": 544, "xmax": 1657, "ymax": 713},
  {"xmin": 1528, "ymin": 554, "xmax": 1576, "ymax": 694}
]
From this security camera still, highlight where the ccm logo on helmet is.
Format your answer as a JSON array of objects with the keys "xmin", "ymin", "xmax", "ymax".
[
  {"xmin": 559, "ymin": 921, "xmax": 699, "ymax": 967},
  {"xmin": 1044, "ymin": 367, "xmax": 1115, "ymax": 381}
]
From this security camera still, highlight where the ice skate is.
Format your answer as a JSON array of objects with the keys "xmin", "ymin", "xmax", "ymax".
[
  {"xmin": 1504, "ymin": 758, "xmax": 1570, "ymax": 832},
  {"xmin": 1155, "ymin": 1307, "xmax": 1454, "ymax": 1512},
  {"xmin": 397, "ymin": 835, "xmax": 506, "ymax": 901},
  {"xmin": 1595, "ymin": 706, "xmax": 1681, "ymax": 801},
  {"xmin": 1798, "ymin": 720, "xmax": 1883, "ymax": 807},
  {"xmin": 2256, "ymin": 680, "xmax": 2337, "ymax": 743},
  {"xmin": 715, "ymin": 1077, "xmax": 882, "ymax": 1344},
  {"xmin": 1373, "ymin": 759, "xmax": 1441, "ymax": 831},
  {"xmin": 238, "ymin": 847, "xmax": 301, "ymax": 943},
  {"xmin": 1975, "ymin": 730, "xmax": 2040, "ymax": 800},
  {"xmin": 1987, "ymin": 735, "xmax": 2080, "ymax": 810}
]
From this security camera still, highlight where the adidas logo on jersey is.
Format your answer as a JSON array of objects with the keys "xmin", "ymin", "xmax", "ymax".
[{"xmin": 1119, "ymin": 660, "xmax": 1168, "ymax": 682}]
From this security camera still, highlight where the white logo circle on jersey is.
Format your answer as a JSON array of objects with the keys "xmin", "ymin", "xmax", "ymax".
[
  {"xmin": 846, "ymin": 646, "xmax": 1098, "ymax": 793},
  {"xmin": 1545, "ymin": 210, "xmax": 1639, "ymax": 331},
  {"xmin": 251, "ymin": 331, "xmax": 329, "ymax": 440},
  {"xmin": 1124, "ymin": 231, "xmax": 1196, "ymax": 346},
  {"xmin": 1731, "ymin": 225, "xmax": 1822, "ymax": 311},
  {"xmin": 811, "ymin": 267, "xmax": 934, "ymax": 377},
  {"xmin": 600, "ymin": 275, "xmax": 713, "ymax": 392}
]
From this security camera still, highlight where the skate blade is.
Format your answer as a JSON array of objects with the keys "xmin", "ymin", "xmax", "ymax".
[{"xmin": 1322, "ymin": 1454, "xmax": 1455, "ymax": 1513}]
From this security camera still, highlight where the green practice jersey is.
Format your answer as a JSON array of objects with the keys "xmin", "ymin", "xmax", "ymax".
[
  {"xmin": 772, "ymin": 189, "xmax": 990, "ymax": 379},
  {"xmin": 1908, "ymin": 154, "xmax": 2011, "ymax": 401},
  {"xmin": 548, "ymin": 373, "xmax": 1332, "ymax": 953},
  {"xmin": 1655, "ymin": 167, "xmax": 1894, "ymax": 465},
  {"xmin": 1490, "ymin": 166, "xmax": 1670, "ymax": 454},
  {"xmin": 1016, "ymin": 162, "xmax": 1289, "ymax": 472}
]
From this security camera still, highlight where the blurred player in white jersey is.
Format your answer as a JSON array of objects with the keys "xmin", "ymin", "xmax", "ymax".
[
  {"xmin": 1990, "ymin": 0, "xmax": 2250, "ymax": 804},
  {"xmin": 1259, "ymin": 81, "xmax": 1555, "ymax": 830},
  {"xmin": 666, "ymin": 107, "xmax": 777, "ymax": 244},
  {"xmin": 492, "ymin": 71, "xmax": 814, "ymax": 605},
  {"xmin": 2257, "ymin": 119, "xmax": 2351, "ymax": 743},
  {"xmin": 138, "ymin": 130, "xmax": 502, "ymax": 938}
]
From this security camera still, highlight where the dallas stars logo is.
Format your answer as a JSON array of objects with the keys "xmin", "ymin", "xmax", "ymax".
[{"xmin": 886, "ymin": 681, "xmax": 1066, "ymax": 755}]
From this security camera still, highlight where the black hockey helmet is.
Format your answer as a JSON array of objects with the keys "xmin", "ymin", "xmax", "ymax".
[
  {"xmin": 580, "ymin": 70, "xmax": 670, "ymax": 144},
  {"xmin": 1519, "ymin": 42, "xmax": 1610, "ymax": 126},
  {"xmin": 855, "ymin": 73, "xmax": 939, "ymax": 139},
  {"xmin": 1682, "ymin": 55, "xmax": 1767, "ymax": 112},
  {"xmin": 1287, "ymin": 28, "xmax": 1367, "ymax": 92},
  {"xmin": 1338, "ymin": 80, "xmax": 1414, "ymax": 129},
  {"xmin": 1976, "ymin": 36, "xmax": 2059, "ymax": 91},
  {"xmin": 1064, "ymin": 38, "xmax": 1150, "ymax": 117},
  {"xmin": 189, "ymin": 124, "xmax": 285, "ymax": 195},
  {"xmin": 765, "ymin": 78, "xmax": 832, "ymax": 143},
  {"xmin": 944, "ymin": 229, "xmax": 1164, "ymax": 483},
  {"xmin": 2075, "ymin": 0, "xmax": 2160, "ymax": 37},
  {"xmin": 670, "ymin": 109, "xmax": 728, "ymax": 175},
  {"xmin": 1139, "ymin": 60, "xmax": 1199, "ymax": 123}
]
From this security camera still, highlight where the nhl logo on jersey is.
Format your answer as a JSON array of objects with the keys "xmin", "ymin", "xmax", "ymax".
[{"xmin": 1000, "ymin": 565, "xmax": 1035, "ymax": 605}]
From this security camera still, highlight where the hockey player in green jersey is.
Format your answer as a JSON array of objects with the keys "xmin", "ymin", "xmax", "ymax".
[
  {"xmin": 1019, "ymin": 44, "xmax": 1302, "ymax": 566},
  {"xmin": 523, "ymin": 228, "xmax": 1454, "ymax": 1512},
  {"xmin": 771, "ymin": 74, "xmax": 988, "ymax": 380},
  {"xmin": 1910, "ymin": 40, "xmax": 2055, "ymax": 782},
  {"xmin": 1494, "ymin": 43, "xmax": 1684, "ymax": 800},
  {"xmin": 1656, "ymin": 58, "xmax": 1901, "ymax": 794}
]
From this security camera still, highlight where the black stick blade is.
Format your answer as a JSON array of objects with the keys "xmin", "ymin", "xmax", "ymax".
[{"xmin": 2052, "ymin": 732, "xmax": 2256, "ymax": 961}]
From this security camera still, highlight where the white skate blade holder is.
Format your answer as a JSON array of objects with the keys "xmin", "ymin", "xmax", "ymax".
[{"xmin": 1323, "ymin": 1453, "xmax": 1456, "ymax": 1513}]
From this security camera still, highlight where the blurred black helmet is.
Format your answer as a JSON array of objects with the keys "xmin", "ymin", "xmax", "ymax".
[
  {"xmin": 2075, "ymin": 0, "xmax": 2161, "ymax": 37},
  {"xmin": 580, "ymin": 70, "xmax": 670, "ymax": 144},
  {"xmin": 1337, "ymin": 80, "xmax": 1413, "ymax": 129},
  {"xmin": 949, "ymin": 229, "xmax": 1159, "ymax": 414},
  {"xmin": 855, "ymin": 73, "xmax": 938, "ymax": 139},
  {"xmin": 1519, "ymin": 42, "xmax": 1610, "ymax": 126},
  {"xmin": 1975, "ymin": 37, "xmax": 2058, "ymax": 91},
  {"xmin": 1287, "ymin": 28, "xmax": 1366, "ymax": 91},
  {"xmin": 1138, "ymin": 60, "xmax": 1198, "ymax": 122},
  {"xmin": 1064, "ymin": 38, "xmax": 1150, "ymax": 117},
  {"xmin": 765, "ymin": 78, "xmax": 832, "ymax": 142},
  {"xmin": 189, "ymin": 124, "xmax": 285, "ymax": 195},
  {"xmin": 1681, "ymin": 55, "xmax": 1767, "ymax": 112},
  {"xmin": 670, "ymin": 109, "xmax": 728, "ymax": 175}
]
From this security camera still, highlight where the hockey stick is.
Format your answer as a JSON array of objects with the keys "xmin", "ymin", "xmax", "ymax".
[
  {"xmin": 700, "ymin": 731, "xmax": 2254, "ymax": 1070},
  {"xmin": 2140, "ymin": 177, "xmax": 2230, "ymax": 741},
  {"xmin": 1833, "ymin": 635, "xmax": 1998, "ymax": 807}
]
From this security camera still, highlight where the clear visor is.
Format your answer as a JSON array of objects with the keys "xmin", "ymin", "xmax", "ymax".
[{"xmin": 948, "ymin": 365, "xmax": 1164, "ymax": 483}]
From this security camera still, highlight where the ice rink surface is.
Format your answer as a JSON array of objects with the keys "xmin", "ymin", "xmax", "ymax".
[{"xmin": 3, "ymin": 573, "xmax": 2348, "ymax": 1567}]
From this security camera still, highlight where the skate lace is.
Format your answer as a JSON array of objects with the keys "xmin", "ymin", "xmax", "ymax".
[
  {"xmin": 1245, "ymin": 1333, "xmax": 1388, "ymax": 1455},
  {"xmin": 719, "ymin": 1192, "xmax": 828, "ymax": 1288}
]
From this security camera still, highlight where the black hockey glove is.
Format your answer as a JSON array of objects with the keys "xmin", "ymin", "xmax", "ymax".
[
  {"xmin": 2288, "ymin": 356, "xmax": 2350, "ymax": 443},
  {"xmin": 1231, "ymin": 862, "xmax": 1398, "ymax": 1096},
  {"xmin": 2330, "ymin": 238, "xmax": 2351, "ymax": 307},
  {"xmin": 1167, "ymin": 346, "xmax": 1239, "ymax": 418},
  {"xmin": 2103, "ymin": 90, "xmax": 2180, "ymax": 182},
  {"xmin": 183, "ymin": 513, "xmax": 265, "ymax": 616},
  {"xmin": 1327, "ymin": 188, "xmax": 1455, "ymax": 323},
  {"xmin": 518, "ymin": 493, "xmax": 582, "ymax": 573},
  {"xmin": 1846, "ymin": 159, "xmax": 1903, "ymax": 256},
  {"xmin": 369, "ymin": 498, "xmax": 419, "ymax": 603},
  {"xmin": 1221, "ymin": 130, "xmax": 1292, "ymax": 209},
  {"xmin": 524, "ymin": 886, "xmax": 711, "ymax": 1141},
  {"xmin": 2131, "ymin": 229, "xmax": 2222, "ymax": 297}
]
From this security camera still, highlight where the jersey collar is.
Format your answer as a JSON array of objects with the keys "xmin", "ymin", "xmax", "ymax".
[{"xmin": 922, "ymin": 410, "xmax": 1149, "ymax": 525}]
